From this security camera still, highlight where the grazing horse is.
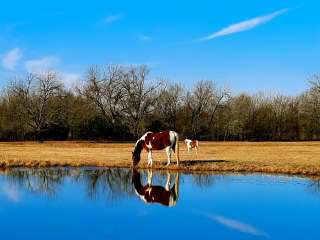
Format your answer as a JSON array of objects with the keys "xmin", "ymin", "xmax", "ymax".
[
  {"xmin": 184, "ymin": 139, "xmax": 199, "ymax": 154},
  {"xmin": 132, "ymin": 169, "xmax": 179, "ymax": 207},
  {"xmin": 132, "ymin": 130, "xmax": 179, "ymax": 167}
]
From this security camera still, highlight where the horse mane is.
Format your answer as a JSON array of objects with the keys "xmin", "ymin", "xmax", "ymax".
[
  {"xmin": 132, "ymin": 139, "xmax": 144, "ymax": 166},
  {"xmin": 134, "ymin": 139, "xmax": 144, "ymax": 154},
  {"xmin": 132, "ymin": 170, "xmax": 144, "ymax": 194}
]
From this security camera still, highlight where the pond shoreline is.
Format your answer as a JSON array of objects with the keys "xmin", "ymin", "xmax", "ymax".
[
  {"xmin": 1, "ymin": 141, "xmax": 320, "ymax": 177},
  {"xmin": 0, "ymin": 159, "xmax": 319, "ymax": 177}
]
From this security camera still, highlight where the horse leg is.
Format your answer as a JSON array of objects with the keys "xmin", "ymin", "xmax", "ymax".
[
  {"xmin": 165, "ymin": 147, "xmax": 171, "ymax": 166},
  {"xmin": 165, "ymin": 172, "xmax": 171, "ymax": 191},
  {"xmin": 188, "ymin": 143, "xmax": 192, "ymax": 153},
  {"xmin": 147, "ymin": 169, "xmax": 153, "ymax": 185},
  {"xmin": 147, "ymin": 150, "xmax": 153, "ymax": 166}
]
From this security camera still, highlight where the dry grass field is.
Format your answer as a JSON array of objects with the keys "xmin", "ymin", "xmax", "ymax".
[{"xmin": 0, "ymin": 141, "xmax": 320, "ymax": 176}]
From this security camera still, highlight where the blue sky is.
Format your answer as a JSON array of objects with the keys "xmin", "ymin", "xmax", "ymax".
[{"xmin": 0, "ymin": 0, "xmax": 319, "ymax": 94}]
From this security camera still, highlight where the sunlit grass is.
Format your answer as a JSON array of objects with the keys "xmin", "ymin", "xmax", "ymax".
[{"xmin": 0, "ymin": 141, "xmax": 319, "ymax": 176}]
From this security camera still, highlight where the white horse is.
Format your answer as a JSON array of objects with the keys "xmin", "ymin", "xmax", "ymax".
[{"xmin": 184, "ymin": 139, "xmax": 199, "ymax": 154}]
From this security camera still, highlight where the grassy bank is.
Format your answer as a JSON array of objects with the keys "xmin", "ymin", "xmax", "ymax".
[{"xmin": 0, "ymin": 141, "xmax": 319, "ymax": 176}]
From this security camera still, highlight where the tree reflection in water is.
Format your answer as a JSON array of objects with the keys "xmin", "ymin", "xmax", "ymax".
[
  {"xmin": 1, "ymin": 168, "xmax": 135, "ymax": 200},
  {"xmin": 1, "ymin": 168, "xmax": 319, "ymax": 204},
  {"xmin": 3, "ymin": 168, "xmax": 69, "ymax": 196},
  {"xmin": 79, "ymin": 168, "xmax": 134, "ymax": 200},
  {"xmin": 0, "ymin": 168, "xmax": 184, "ymax": 204},
  {"xmin": 191, "ymin": 173, "xmax": 216, "ymax": 188},
  {"xmin": 308, "ymin": 177, "xmax": 320, "ymax": 195}
]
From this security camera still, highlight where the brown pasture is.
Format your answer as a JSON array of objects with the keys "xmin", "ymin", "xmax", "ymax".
[{"xmin": 0, "ymin": 141, "xmax": 319, "ymax": 176}]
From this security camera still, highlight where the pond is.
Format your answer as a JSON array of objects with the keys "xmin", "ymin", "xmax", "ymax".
[{"xmin": 0, "ymin": 167, "xmax": 319, "ymax": 240}]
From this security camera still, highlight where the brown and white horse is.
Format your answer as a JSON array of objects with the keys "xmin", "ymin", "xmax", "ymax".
[
  {"xmin": 132, "ymin": 130, "xmax": 179, "ymax": 167},
  {"xmin": 184, "ymin": 139, "xmax": 199, "ymax": 154},
  {"xmin": 132, "ymin": 169, "xmax": 179, "ymax": 207}
]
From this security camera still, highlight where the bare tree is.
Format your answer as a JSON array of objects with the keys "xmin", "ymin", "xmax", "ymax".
[
  {"xmin": 155, "ymin": 83, "xmax": 184, "ymax": 129},
  {"xmin": 271, "ymin": 94, "xmax": 290, "ymax": 140},
  {"xmin": 300, "ymin": 75, "xmax": 320, "ymax": 139},
  {"xmin": 7, "ymin": 71, "xmax": 62, "ymax": 140},
  {"xmin": 226, "ymin": 94, "xmax": 252, "ymax": 140},
  {"xmin": 309, "ymin": 74, "xmax": 320, "ymax": 92},
  {"xmin": 2, "ymin": 67, "xmax": 320, "ymax": 141},
  {"xmin": 185, "ymin": 80, "xmax": 229, "ymax": 138},
  {"xmin": 185, "ymin": 81, "xmax": 212, "ymax": 137},
  {"xmin": 6, "ymin": 75, "xmax": 32, "ymax": 140},
  {"xmin": 80, "ymin": 65, "xmax": 124, "ymax": 123},
  {"xmin": 120, "ymin": 65, "xmax": 163, "ymax": 137},
  {"xmin": 208, "ymin": 87, "xmax": 231, "ymax": 127}
]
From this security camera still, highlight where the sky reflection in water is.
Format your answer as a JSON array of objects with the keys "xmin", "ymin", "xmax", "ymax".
[{"xmin": 0, "ymin": 167, "xmax": 319, "ymax": 240}]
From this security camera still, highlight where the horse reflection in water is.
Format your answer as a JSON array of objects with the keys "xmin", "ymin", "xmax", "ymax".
[{"xmin": 132, "ymin": 170, "xmax": 179, "ymax": 207}]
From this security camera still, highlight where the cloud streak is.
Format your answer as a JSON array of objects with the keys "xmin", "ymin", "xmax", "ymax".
[
  {"xmin": 198, "ymin": 8, "xmax": 289, "ymax": 41},
  {"xmin": 2, "ymin": 48, "xmax": 22, "ymax": 70},
  {"xmin": 207, "ymin": 214, "xmax": 270, "ymax": 238},
  {"xmin": 103, "ymin": 14, "xmax": 123, "ymax": 24},
  {"xmin": 25, "ymin": 56, "xmax": 59, "ymax": 73},
  {"xmin": 2, "ymin": 184, "xmax": 20, "ymax": 203},
  {"xmin": 61, "ymin": 72, "xmax": 81, "ymax": 89},
  {"xmin": 138, "ymin": 34, "xmax": 151, "ymax": 42}
]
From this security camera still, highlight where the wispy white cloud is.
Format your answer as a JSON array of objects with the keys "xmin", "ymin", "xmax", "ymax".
[
  {"xmin": 24, "ymin": 55, "xmax": 80, "ymax": 89},
  {"xmin": 102, "ymin": 14, "xmax": 123, "ymax": 25},
  {"xmin": 138, "ymin": 34, "xmax": 151, "ymax": 42},
  {"xmin": 2, "ymin": 48, "xmax": 22, "ymax": 70},
  {"xmin": 2, "ymin": 184, "xmax": 20, "ymax": 203},
  {"xmin": 198, "ymin": 8, "xmax": 289, "ymax": 41},
  {"xmin": 61, "ymin": 72, "xmax": 81, "ymax": 89},
  {"xmin": 207, "ymin": 214, "xmax": 270, "ymax": 238},
  {"xmin": 25, "ymin": 56, "xmax": 59, "ymax": 73}
]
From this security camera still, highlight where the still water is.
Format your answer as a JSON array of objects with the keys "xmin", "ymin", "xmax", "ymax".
[{"xmin": 0, "ymin": 167, "xmax": 319, "ymax": 240}]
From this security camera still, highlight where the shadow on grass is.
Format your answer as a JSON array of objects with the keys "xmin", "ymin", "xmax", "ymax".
[{"xmin": 179, "ymin": 160, "xmax": 229, "ymax": 166}]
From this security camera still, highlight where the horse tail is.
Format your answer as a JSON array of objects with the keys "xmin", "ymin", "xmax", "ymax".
[{"xmin": 175, "ymin": 132, "xmax": 180, "ymax": 165}]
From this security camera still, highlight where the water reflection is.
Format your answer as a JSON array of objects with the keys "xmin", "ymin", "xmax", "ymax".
[
  {"xmin": 0, "ymin": 168, "xmax": 135, "ymax": 200},
  {"xmin": 192, "ymin": 172, "xmax": 216, "ymax": 188},
  {"xmin": 3, "ymin": 168, "xmax": 68, "ymax": 196},
  {"xmin": 1, "ymin": 168, "xmax": 320, "ymax": 204},
  {"xmin": 80, "ymin": 168, "xmax": 134, "ymax": 200},
  {"xmin": 0, "ymin": 168, "xmax": 183, "ymax": 206},
  {"xmin": 132, "ymin": 169, "xmax": 179, "ymax": 207},
  {"xmin": 0, "ymin": 168, "xmax": 319, "ymax": 240},
  {"xmin": 308, "ymin": 177, "xmax": 320, "ymax": 195}
]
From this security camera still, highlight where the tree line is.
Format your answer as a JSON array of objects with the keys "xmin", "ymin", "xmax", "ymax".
[{"xmin": 0, "ymin": 65, "xmax": 319, "ymax": 141}]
